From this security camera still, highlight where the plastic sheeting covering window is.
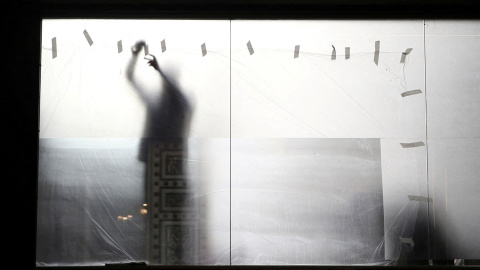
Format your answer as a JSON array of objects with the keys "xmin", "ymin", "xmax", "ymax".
[{"xmin": 37, "ymin": 19, "xmax": 480, "ymax": 267}]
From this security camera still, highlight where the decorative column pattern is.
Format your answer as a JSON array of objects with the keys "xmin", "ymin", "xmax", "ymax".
[{"xmin": 147, "ymin": 139, "xmax": 200, "ymax": 265}]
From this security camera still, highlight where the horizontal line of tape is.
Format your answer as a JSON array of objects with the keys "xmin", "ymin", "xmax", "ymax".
[
  {"xmin": 401, "ymin": 141, "xmax": 425, "ymax": 148},
  {"xmin": 408, "ymin": 195, "xmax": 432, "ymax": 203},
  {"xmin": 401, "ymin": 89, "xmax": 422, "ymax": 97}
]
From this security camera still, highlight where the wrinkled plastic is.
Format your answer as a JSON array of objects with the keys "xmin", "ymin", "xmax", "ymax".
[{"xmin": 37, "ymin": 19, "xmax": 479, "ymax": 266}]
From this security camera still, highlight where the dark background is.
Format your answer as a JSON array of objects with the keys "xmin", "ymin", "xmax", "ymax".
[{"xmin": 2, "ymin": 1, "xmax": 479, "ymax": 270}]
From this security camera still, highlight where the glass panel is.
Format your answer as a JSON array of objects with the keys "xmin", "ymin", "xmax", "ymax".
[
  {"xmin": 37, "ymin": 18, "xmax": 480, "ymax": 267},
  {"xmin": 37, "ymin": 19, "xmax": 230, "ymax": 266},
  {"xmin": 230, "ymin": 20, "xmax": 427, "ymax": 265},
  {"xmin": 425, "ymin": 20, "xmax": 480, "ymax": 262}
]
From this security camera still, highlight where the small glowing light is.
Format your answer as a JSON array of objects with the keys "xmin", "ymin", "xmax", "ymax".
[
  {"xmin": 122, "ymin": 217, "xmax": 128, "ymax": 220},
  {"xmin": 117, "ymin": 216, "xmax": 123, "ymax": 220},
  {"xmin": 127, "ymin": 215, "xmax": 133, "ymax": 219},
  {"xmin": 143, "ymin": 203, "xmax": 147, "ymax": 207},
  {"xmin": 141, "ymin": 209, "xmax": 148, "ymax": 215}
]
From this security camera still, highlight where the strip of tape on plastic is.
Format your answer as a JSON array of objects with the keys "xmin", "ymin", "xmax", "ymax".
[
  {"xmin": 408, "ymin": 195, "xmax": 432, "ymax": 203},
  {"xmin": 117, "ymin": 40, "xmax": 123, "ymax": 54},
  {"xmin": 400, "ymin": 141, "xmax": 425, "ymax": 148},
  {"xmin": 401, "ymin": 89, "xmax": 422, "ymax": 97},
  {"xmin": 294, "ymin": 45, "xmax": 300, "ymax": 58},
  {"xmin": 247, "ymin": 40, "xmax": 254, "ymax": 55},
  {"xmin": 52, "ymin": 37, "xmax": 57, "ymax": 59},
  {"xmin": 400, "ymin": 48, "xmax": 413, "ymax": 63},
  {"xmin": 83, "ymin": 30, "xmax": 93, "ymax": 46},
  {"xmin": 374, "ymin": 41, "xmax": 380, "ymax": 65},
  {"xmin": 201, "ymin": 43, "xmax": 207, "ymax": 56}
]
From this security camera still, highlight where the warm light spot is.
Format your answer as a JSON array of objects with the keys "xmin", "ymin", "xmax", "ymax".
[
  {"xmin": 117, "ymin": 216, "xmax": 122, "ymax": 220},
  {"xmin": 143, "ymin": 203, "xmax": 147, "ymax": 207},
  {"xmin": 122, "ymin": 217, "xmax": 128, "ymax": 220},
  {"xmin": 141, "ymin": 209, "xmax": 148, "ymax": 215},
  {"xmin": 127, "ymin": 215, "xmax": 133, "ymax": 219}
]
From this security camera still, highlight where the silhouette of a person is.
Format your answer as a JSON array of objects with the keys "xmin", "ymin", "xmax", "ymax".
[
  {"xmin": 126, "ymin": 40, "xmax": 192, "ymax": 161},
  {"xmin": 126, "ymin": 40, "xmax": 194, "ymax": 265}
]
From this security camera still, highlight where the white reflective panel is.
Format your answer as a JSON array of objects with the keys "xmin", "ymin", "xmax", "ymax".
[
  {"xmin": 37, "ymin": 19, "xmax": 230, "ymax": 266},
  {"xmin": 425, "ymin": 20, "xmax": 480, "ymax": 260},
  {"xmin": 230, "ymin": 20, "xmax": 427, "ymax": 265}
]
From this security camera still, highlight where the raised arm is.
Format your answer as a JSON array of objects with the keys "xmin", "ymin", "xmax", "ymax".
[
  {"xmin": 126, "ymin": 40, "xmax": 146, "ymax": 81},
  {"xmin": 127, "ymin": 40, "xmax": 177, "ymax": 93}
]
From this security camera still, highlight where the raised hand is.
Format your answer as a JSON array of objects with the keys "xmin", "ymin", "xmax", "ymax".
[
  {"xmin": 131, "ymin": 40, "xmax": 146, "ymax": 55},
  {"xmin": 145, "ymin": 54, "xmax": 160, "ymax": 72}
]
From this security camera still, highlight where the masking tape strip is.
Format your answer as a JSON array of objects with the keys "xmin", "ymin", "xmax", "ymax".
[
  {"xmin": 345, "ymin": 47, "xmax": 350, "ymax": 59},
  {"xmin": 331, "ymin": 45, "xmax": 336, "ymax": 60},
  {"xmin": 400, "ymin": 141, "xmax": 425, "ymax": 148},
  {"xmin": 201, "ymin": 43, "xmax": 207, "ymax": 57},
  {"xmin": 117, "ymin": 40, "xmax": 123, "ymax": 54},
  {"xmin": 294, "ymin": 45, "xmax": 300, "ymax": 58},
  {"xmin": 161, "ymin": 39, "xmax": 166, "ymax": 53},
  {"xmin": 401, "ymin": 89, "xmax": 422, "ymax": 97},
  {"xmin": 408, "ymin": 195, "xmax": 433, "ymax": 203},
  {"xmin": 400, "ymin": 48, "xmax": 413, "ymax": 63},
  {"xmin": 144, "ymin": 44, "xmax": 149, "ymax": 55},
  {"xmin": 83, "ymin": 30, "xmax": 93, "ymax": 46},
  {"xmin": 374, "ymin": 41, "xmax": 380, "ymax": 65},
  {"xmin": 52, "ymin": 37, "xmax": 57, "ymax": 59},
  {"xmin": 399, "ymin": 237, "xmax": 415, "ymax": 245},
  {"xmin": 247, "ymin": 40, "xmax": 254, "ymax": 55}
]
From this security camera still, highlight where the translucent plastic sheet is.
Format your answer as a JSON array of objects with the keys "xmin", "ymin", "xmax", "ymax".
[
  {"xmin": 37, "ymin": 19, "xmax": 479, "ymax": 266},
  {"xmin": 425, "ymin": 20, "xmax": 480, "ymax": 260}
]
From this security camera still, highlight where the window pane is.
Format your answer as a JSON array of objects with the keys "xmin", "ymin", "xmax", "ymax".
[
  {"xmin": 230, "ymin": 20, "xmax": 427, "ymax": 265},
  {"xmin": 37, "ymin": 19, "xmax": 231, "ymax": 266},
  {"xmin": 37, "ymin": 19, "xmax": 480, "ymax": 267},
  {"xmin": 425, "ymin": 20, "xmax": 480, "ymax": 261}
]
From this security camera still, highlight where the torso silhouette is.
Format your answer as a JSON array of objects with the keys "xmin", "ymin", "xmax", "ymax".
[{"xmin": 126, "ymin": 41, "xmax": 192, "ymax": 161}]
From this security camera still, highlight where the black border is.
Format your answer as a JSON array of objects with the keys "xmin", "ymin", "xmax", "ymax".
[
  {"xmin": 3, "ymin": 1, "xmax": 479, "ymax": 270},
  {"xmin": 38, "ymin": 0, "xmax": 480, "ymax": 20}
]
